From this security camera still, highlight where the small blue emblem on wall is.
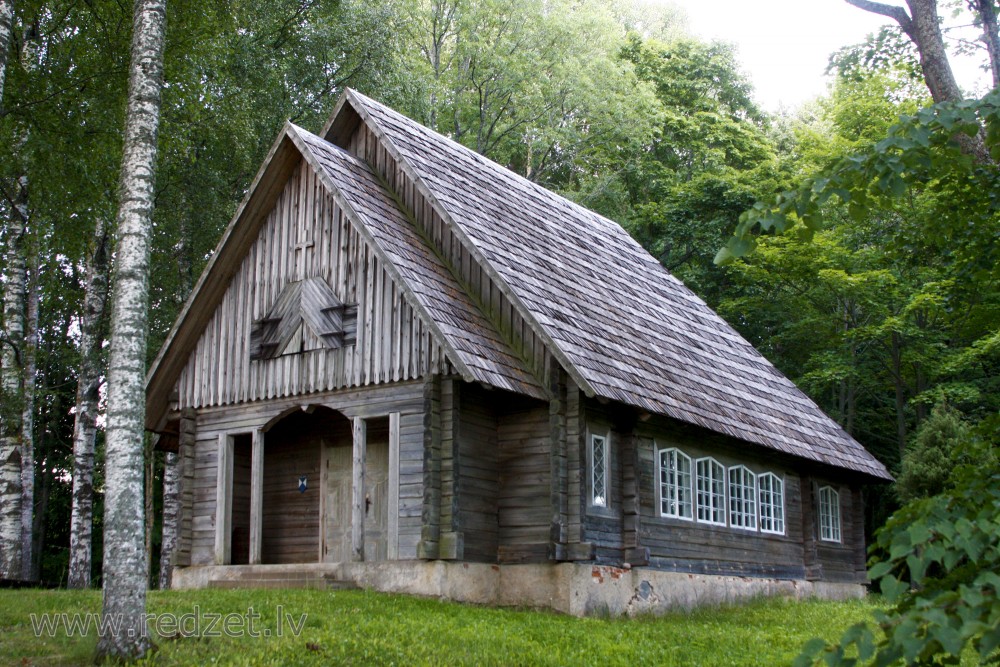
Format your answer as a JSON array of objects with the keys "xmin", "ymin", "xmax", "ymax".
[{"xmin": 298, "ymin": 476, "xmax": 308, "ymax": 493}]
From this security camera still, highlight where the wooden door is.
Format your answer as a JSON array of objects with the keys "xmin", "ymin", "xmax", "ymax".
[
  {"xmin": 323, "ymin": 444, "xmax": 352, "ymax": 563},
  {"xmin": 364, "ymin": 437, "xmax": 389, "ymax": 561}
]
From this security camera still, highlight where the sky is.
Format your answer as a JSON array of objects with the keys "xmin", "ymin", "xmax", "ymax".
[{"xmin": 667, "ymin": 0, "xmax": 991, "ymax": 111}]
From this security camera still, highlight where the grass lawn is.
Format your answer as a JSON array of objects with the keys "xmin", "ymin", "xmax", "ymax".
[{"xmin": 0, "ymin": 588, "xmax": 885, "ymax": 666}]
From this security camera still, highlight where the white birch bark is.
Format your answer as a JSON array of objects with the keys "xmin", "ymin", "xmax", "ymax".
[
  {"xmin": 20, "ymin": 244, "xmax": 37, "ymax": 579},
  {"xmin": 158, "ymin": 449, "xmax": 180, "ymax": 589},
  {"xmin": 68, "ymin": 219, "xmax": 109, "ymax": 589},
  {"xmin": 0, "ymin": 176, "xmax": 27, "ymax": 581},
  {"xmin": 0, "ymin": 0, "xmax": 13, "ymax": 105},
  {"xmin": 95, "ymin": 0, "xmax": 166, "ymax": 658}
]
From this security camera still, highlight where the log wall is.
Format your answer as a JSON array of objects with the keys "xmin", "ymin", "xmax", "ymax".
[
  {"xmin": 497, "ymin": 403, "xmax": 552, "ymax": 563},
  {"xmin": 578, "ymin": 401, "xmax": 866, "ymax": 583},
  {"xmin": 456, "ymin": 384, "xmax": 500, "ymax": 562}
]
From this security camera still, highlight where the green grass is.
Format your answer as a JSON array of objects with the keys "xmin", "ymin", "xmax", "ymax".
[{"xmin": 0, "ymin": 588, "xmax": 886, "ymax": 666}]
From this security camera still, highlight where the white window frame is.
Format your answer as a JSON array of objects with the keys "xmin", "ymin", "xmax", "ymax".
[
  {"xmin": 695, "ymin": 457, "xmax": 726, "ymax": 526},
  {"xmin": 758, "ymin": 473, "xmax": 785, "ymax": 535},
  {"xmin": 589, "ymin": 432, "xmax": 610, "ymax": 508},
  {"xmin": 658, "ymin": 447, "xmax": 693, "ymax": 520},
  {"xmin": 728, "ymin": 465, "xmax": 757, "ymax": 531},
  {"xmin": 818, "ymin": 485, "xmax": 842, "ymax": 542}
]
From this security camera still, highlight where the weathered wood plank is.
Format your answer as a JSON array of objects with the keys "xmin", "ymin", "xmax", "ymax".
[{"xmin": 351, "ymin": 416, "xmax": 367, "ymax": 561}]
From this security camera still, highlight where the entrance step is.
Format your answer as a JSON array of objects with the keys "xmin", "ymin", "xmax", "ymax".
[{"xmin": 205, "ymin": 566, "xmax": 359, "ymax": 591}]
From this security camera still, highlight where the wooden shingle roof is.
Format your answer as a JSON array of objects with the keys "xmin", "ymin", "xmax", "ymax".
[{"xmin": 328, "ymin": 90, "xmax": 891, "ymax": 480}]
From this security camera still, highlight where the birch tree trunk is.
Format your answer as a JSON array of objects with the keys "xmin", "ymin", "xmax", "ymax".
[
  {"xmin": 68, "ymin": 219, "xmax": 109, "ymax": 589},
  {"xmin": 0, "ymin": 0, "xmax": 13, "ymax": 105},
  {"xmin": 20, "ymin": 244, "xmax": 37, "ymax": 580},
  {"xmin": 95, "ymin": 0, "xmax": 166, "ymax": 659},
  {"xmin": 0, "ymin": 176, "xmax": 28, "ymax": 581},
  {"xmin": 158, "ymin": 449, "xmax": 180, "ymax": 589}
]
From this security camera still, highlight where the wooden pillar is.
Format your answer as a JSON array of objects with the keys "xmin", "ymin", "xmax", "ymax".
[
  {"xmin": 418, "ymin": 375, "xmax": 442, "ymax": 559},
  {"xmin": 801, "ymin": 475, "xmax": 822, "ymax": 580},
  {"xmin": 214, "ymin": 434, "xmax": 233, "ymax": 565},
  {"xmin": 177, "ymin": 408, "xmax": 197, "ymax": 567},
  {"xmin": 388, "ymin": 412, "xmax": 400, "ymax": 560},
  {"xmin": 549, "ymin": 365, "xmax": 569, "ymax": 560},
  {"xmin": 351, "ymin": 416, "xmax": 367, "ymax": 562},
  {"xmin": 620, "ymin": 430, "xmax": 648, "ymax": 566},
  {"xmin": 249, "ymin": 428, "xmax": 264, "ymax": 565},
  {"xmin": 438, "ymin": 378, "xmax": 462, "ymax": 560},
  {"xmin": 851, "ymin": 487, "xmax": 867, "ymax": 582}
]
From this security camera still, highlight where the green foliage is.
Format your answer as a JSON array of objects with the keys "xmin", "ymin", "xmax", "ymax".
[
  {"xmin": 895, "ymin": 404, "xmax": 971, "ymax": 504},
  {"xmin": 398, "ymin": 0, "xmax": 661, "ymax": 187},
  {"xmin": 795, "ymin": 423, "xmax": 1000, "ymax": 667},
  {"xmin": 0, "ymin": 588, "xmax": 885, "ymax": 666},
  {"xmin": 719, "ymin": 90, "xmax": 1000, "ymax": 273},
  {"xmin": 586, "ymin": 34, "xmax": 781, "ymax": 302}
]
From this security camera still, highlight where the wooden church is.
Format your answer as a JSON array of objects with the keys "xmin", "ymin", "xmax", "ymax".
[{"xmin": 146, "ymin": 89, "xmax": 891, "ymax": 614}]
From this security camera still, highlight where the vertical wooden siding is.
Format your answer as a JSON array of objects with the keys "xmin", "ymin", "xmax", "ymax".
[
  {"xmin": 175, "ymin": 159, "xmax": 449, "ymax": 409},
  {"xmin": 347, "ymin": 124, "xmax": 548, "ymax": 385}
]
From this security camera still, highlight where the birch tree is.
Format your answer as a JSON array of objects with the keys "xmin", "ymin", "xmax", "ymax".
[
  {"xmin": 68, "ymin": 219, "xmax": 109, "ymax": 589},
  {"xmin": 0, "ymin": 175, "xmax": 26, "ymax": 581},
  {"xmin": 95, "ymin": 0, "xmax": 166, "ymax": 658},
  {"xmin": 0, "ymin": 0, "xmax": 12, "ymax": 104},
  {"xmin": 19, "ymin": 243, "xmax": 37, "ymax": 579}
]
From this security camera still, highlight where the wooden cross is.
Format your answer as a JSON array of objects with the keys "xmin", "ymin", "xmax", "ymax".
[{"xmin": 294, "ymin": 236, "xmax": 314, "ymax": 280}]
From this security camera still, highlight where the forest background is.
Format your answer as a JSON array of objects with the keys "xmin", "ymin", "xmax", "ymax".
[{"xmin": 0, "ymin": 0, "xmax": 996, "ymax": 594}]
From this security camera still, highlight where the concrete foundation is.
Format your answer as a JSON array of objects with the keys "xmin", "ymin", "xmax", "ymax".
[{"xmin": 172, "ymin": 561, "xmax": 865, "ymax": 616}]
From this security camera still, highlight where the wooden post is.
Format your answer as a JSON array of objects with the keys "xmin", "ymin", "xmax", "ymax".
[
  {"xmin": 418, "ymin": 376, "xmax": 441, "ymax": 559},
  {"xmin": 214, "ymin": 434, "xmax": 233, "ymax": 565},
  {"xmin": 351, "ymin": 417, "xmax": 366, "ymax": 562},
  {"xmin": 388, "ymin": 412, "xmax": 400, "ymax": 560},
  {"xmin": 801, "ymin": 476, "xmax": 821, "ymax": 580},
  {"xmin": 549, "ymin": 364, "xmax": 568, "ymax": 560},
  {"xmin": 249, "ymin": 428, "xmax": 264, "ymax": 565},
  {"xmin": 177, "ymin": 408, "xmax": 196, "ymax": 568}
]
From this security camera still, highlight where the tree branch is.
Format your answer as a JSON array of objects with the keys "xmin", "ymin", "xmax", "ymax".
[{"xmin": 845, "ymin": 0, "xmax": 914, "ymax": 36}]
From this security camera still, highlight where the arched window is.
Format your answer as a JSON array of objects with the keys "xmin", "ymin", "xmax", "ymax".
[
  {"xmin": 758, "ymin": 473, "xmax": 785, "ymax": 535},
  {"xmin": 695, "ymin": 457, "xmax": 726, "ymax": 525},
  {"xmin": 728, "ymin": 465, "xmax": 757, "ymax": 530},
  {"xmin": 818, "ymin": 486, "xmax": 841, "ymax": 542},
  {"xmin": 658, "ymin": 448, "xmax": 692, "ymax": 519}
]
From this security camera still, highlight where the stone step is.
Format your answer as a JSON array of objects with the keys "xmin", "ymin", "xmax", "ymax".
[{"xmin": 207, "ymin": 577, "xmax": 359, "ymax": 591}]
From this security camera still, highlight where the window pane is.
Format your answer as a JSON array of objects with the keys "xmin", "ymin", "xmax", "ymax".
[
  {"xmin": 659, "ymin": 449, "xmax": 692, "ymax": 519},
  {"xmin": 759, "ymin": 473, "xmax": 784, "ymax": 534},
  {"xmin": 695, "ymin": 458, "xmax": 725, "ymax": 525},
  {"xmin": 819, "ymin": 486, "xmax": 840, "ymax": 542},
  {"xmin": 728, "ymin": 466, "xmax": 757, "ymax": 530},
  {"xmin": 592, "ymin": 435, "xmax": 607, "ymax": 507}
]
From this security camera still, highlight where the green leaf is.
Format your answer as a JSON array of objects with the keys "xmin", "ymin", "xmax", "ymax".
[
  {"xmin": 868, "ymin": 561, "xmax": 893, "ymax": 581},
  {"xmin": 880, "ymin": 574, "xmax": 909, "ymax": 602}
]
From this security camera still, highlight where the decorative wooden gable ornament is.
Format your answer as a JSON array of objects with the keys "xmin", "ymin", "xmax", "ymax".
[{"xmin": 249, "ymin": 276, "xmax": 358, "ymax": 360}]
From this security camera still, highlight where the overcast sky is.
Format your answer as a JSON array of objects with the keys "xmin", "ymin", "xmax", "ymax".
[{"xmin": 666, "ymin": 0, "xmax": 991, "ymax": 111}]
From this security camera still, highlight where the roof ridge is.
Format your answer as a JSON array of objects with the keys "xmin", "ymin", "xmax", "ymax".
[
  {"xmin": 343, "ymin": 88, "xmax": 598, "ymax": 399},
  {"xmin": 287, "ymin": 124, "xmax": 480, "ymax": 386}
]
